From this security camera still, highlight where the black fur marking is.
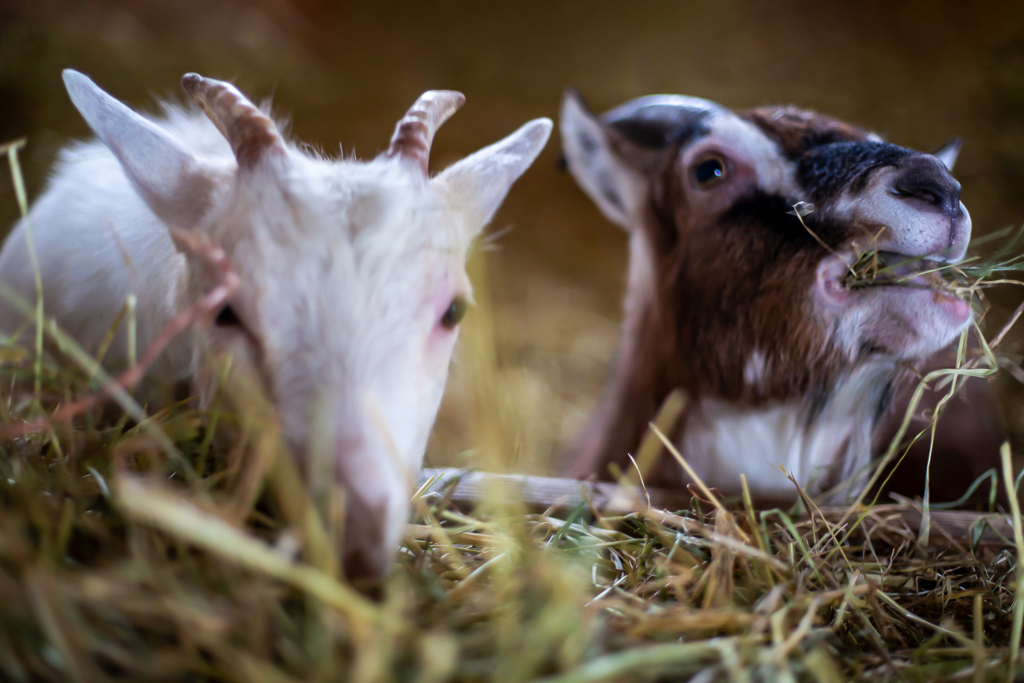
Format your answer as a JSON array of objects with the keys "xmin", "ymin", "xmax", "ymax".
[
  {"xmin": 719, "ymin": 192, "xmax": 818, "ymax": 246},
  {"xmin": 858, "ymin": 338, "xmax": 887, "ymax": 358},
  {"xmin": 874, "ymin": 379, "xmax": 896, "ymax": 425},
  {"xmin": 608, "ymin": 109, "xmax": 712, "ymax": 151},
  {"xmin": 805, "ymin": 381, "xmax": 835, "ymax": 425},
  {"xmin": 798, "ymin": 141, "xmax": 912, "ymax": 204}
]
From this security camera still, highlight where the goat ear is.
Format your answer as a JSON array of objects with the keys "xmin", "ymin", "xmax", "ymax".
[
  {"xmin": 559, "ymin": 89, "xmax": 649, "ymax": 229},
  {"xmin": 930, "ymin": 137, "xmax": 963, "ymax": 171},
  {"xmin": 433, "ymin": 118, "xmax": 552, "ymax": 234},
  {"xmin": 63, "ymin": 69, "xmax": 214, "ymax": 230}
]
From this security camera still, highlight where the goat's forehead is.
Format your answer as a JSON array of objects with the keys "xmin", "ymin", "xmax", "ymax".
[
  {"xmin": 244, "ymin": 222, "xmax": 465, "ymax": 288},
  {"xmin": 737, "ymin": 106, "xmax": 874, "ymax": 158},
  {"xmin": 232, "ymin": 158, "xmax": 468, "ymax": 250},
  {"xmin": 223, "ymin": 160, "xmax": 469, "ymax": 308},
  {"xmin": 241, "ymin": 233, "xmax": 464, "ymax": 353}
]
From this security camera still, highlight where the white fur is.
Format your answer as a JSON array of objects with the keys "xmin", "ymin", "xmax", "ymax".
[
  {"xmin": 743, "ymin": 348, "xmax": 769, "ymax": 390},
  {"xmin": 0, "ymin": 70, "xmax": 552, "ymax": 578},
  {"xmin": 683, "ymin": 363, "xmax": 891, "ymax": 500},
  {"xmin": 699, "ymin": 113, "xmax": 801, "ymax": 199},
  {"xmin": 829, "ymin": 166, "xmax": 971, "ymax": 261}
]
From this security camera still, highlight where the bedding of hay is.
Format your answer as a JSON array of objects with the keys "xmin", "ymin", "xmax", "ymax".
[{"xmin": 2, "ymin": 142, "xmax": 1024, "ymax": 683}]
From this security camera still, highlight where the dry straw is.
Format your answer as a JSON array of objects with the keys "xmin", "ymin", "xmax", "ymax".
[{"xmin": 0, "ymin": 142, "xmax": 1023, "ymax": 682}]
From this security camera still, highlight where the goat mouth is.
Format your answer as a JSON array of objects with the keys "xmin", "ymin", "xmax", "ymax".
[
  {"xmin": 841, "ymin": 251, "xmax": 960, "ymax": 294},
  {"xmin": 838, "ymin": 250, "xmax": 972, "ymax": 324}
]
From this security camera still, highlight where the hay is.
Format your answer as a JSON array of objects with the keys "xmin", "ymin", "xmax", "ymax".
[
  {"xmin": 840, "ymin": 223, "xmax": 1024, "ymax": 296},
  {"xmin": 2, "ymin": 147, "xmax": 1024, "ymax": 682},
  {"xmin": 0, "ymin": 415, "xmax": 1021, "ymax": 682}
]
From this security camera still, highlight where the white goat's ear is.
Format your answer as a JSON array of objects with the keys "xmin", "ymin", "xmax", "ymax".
[
  {"xmin": 63, "ymin": 69, "xmax": 213, "ymax": 229},
  {"xmin": 559, "ymin": 89, "xmax": 650, "ymax": 229},
  {"xmin": 434, "ymin": 118, "xmax": 552, "ymax": 235},
  {"xmin": 930, "ymin": 137, "xmax": 963, "ymax": 171}
]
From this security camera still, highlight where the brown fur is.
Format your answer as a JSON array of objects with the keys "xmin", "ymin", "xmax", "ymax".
[
  {"xmin": 566, "ymin": 99, "xmax": 1005, "ymax": 504},
  {"xmin": 742, "ymin": 106, "xmax": 872, "ymax": 159},
  {"xmin": 572, "ymin": 108, "xmax": 865, "ymax": 483}
]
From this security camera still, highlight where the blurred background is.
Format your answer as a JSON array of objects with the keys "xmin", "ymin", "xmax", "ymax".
[{"xmin": 2, "ymin": 0, "xmax": 1024, "ymax": 475}]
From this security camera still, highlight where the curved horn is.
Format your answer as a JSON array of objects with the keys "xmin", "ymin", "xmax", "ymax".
[
  {"xmin": 386, "ymin": 90, "xmax": 465, "ymax": 174},
  {"xmin": 181, "ymin": 73, "xmax": 286, "ymax": 168}
]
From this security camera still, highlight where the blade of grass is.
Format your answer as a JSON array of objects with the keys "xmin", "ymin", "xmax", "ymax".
[
  {"xmin": 649, "ymin": 423, "xmax": 751, "ymax": 544},
  {"xmin": 1001, "ymin": 443, "xmax": 1023, "ymax": 682},
  {"xmin": 4, "ymin": 138, "xmax": 44, "ymax": 405},
  {"xmin": 532, "ymin": 637, "xmax": 757, "ymax": 683},
  {"xmin": 114, "ymin": 474, "xmax": 378, "ymax": 625}
]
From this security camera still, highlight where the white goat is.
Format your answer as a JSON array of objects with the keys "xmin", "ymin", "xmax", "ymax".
[{"xmin": 0, "ymin": 70, "xmax": 551, "ymax": 578}]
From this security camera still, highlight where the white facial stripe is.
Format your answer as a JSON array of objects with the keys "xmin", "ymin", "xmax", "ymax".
[{"xmin": 698, "ymin": 114, "xmax": 802, "ymax": 199}]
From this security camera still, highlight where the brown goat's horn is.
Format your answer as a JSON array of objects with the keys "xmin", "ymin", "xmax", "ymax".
[
  {"xmin": 181, "ymin": 73, "xmax": 285, "ymax": 168},
  {"xmin": 386, "ymin": 90, "xmax": 465, "ymax": 174}
]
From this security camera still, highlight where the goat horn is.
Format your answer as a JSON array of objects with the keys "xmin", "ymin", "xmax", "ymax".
[
  {"xmin": 181, "ymin": 73, "xmax": 286, "ymax": 168},
  {"xmin": 386, "ymin": 90, "xmax": 465, "ymax": 174}
]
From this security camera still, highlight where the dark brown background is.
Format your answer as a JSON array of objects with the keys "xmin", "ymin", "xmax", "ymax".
[{"xmin": 2, "ymin": 1, "xmax": 1023, "ymax": 473}]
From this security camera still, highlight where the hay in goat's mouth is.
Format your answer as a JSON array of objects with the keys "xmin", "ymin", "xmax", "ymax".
[
  {"xmin": 841, "ymin": 251, "xmax": 960, "ymax": 292},
  {"xmin": 841, "ymin": 224, "xmax": 1024, "ymax": 297}
]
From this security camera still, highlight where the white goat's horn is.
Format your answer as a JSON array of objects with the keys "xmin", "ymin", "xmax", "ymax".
[
  {"xmin": 181, "ymin": 73, "xmax": 285, "ymax": 168},
  {"xmin": 386, "ymin": 90, "xmax": 465, "ymax": 174}
]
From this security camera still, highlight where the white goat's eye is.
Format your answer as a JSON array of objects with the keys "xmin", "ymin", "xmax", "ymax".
[
  {"xmin": 214, "ymin": 304, "xmax": 242, "ymax": 327},
  {"xmin": 692, "ymin": 154, "xmax": 729, "ymax": 188},
  {"xmin": 441, "ymin": 297, "xmax": 468, "ymax": 330}
]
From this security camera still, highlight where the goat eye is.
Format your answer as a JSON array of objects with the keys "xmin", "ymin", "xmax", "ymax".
[
  {"xmin": 692, "ymin": 155, "xmax": 728, "ymax": 188},
  {"xmin": 214, "ymin": 304, "xmax": 241, "ymax": 327},
  {"xmin": 441, "ymin": 297, "xmax": 468, "ymax": 330}
]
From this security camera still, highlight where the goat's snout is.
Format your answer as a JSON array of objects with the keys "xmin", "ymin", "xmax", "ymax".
[
  {"xmin": 888, "ymin": 154, "xmax": 970, "ymax": 259},
  {"xmin": 342, "ymin": 492, "xmax": 391, "ymax": 581},
  {"xmin": 890, "ymin": 155, "xmax": 961, "ymax": 218},
  {"xmin": 334, "ymin": 428, "xmax": 410, "ymax": 584}
]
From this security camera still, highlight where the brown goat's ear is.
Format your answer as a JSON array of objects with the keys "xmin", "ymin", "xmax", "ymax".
[
  {"xmin": 560, "ymin": 89, "xmax": 649, "ymax": 229},
  {"xmin": 560, "ymin": 89, "xmax": 722, "ymax": 229},
  {"xmin": 930, "ymin": 137, "xmax": 963, "ymax": 172}
]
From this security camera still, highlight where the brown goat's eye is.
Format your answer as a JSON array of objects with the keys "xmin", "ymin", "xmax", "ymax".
[
  {"xmin": 214, "ymin": 304, "xmax": 241, "ymax": 327},
  {"xmin": 441, "ymin": 297, "xmax": 468, "ymax": 330},
  {"xmin": 692, "ymin": 154, "xmax": 728, "ymax": 188}
]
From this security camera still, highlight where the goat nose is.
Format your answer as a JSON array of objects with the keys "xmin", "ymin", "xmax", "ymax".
[{"xmin": 890, "ymin": 155, "xmax": 961, "ymax": 217}]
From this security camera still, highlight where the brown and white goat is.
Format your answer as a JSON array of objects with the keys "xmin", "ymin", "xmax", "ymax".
[
  {"xmin": 560, "ymin": 90, "xmax": 996, "ymax": 503},
  {"xmin": 0, "ymin": 71, "xmax": 551, "ymax": 578}
]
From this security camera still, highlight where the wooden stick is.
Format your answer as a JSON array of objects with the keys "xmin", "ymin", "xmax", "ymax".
[
  {"xmin": 419, "ymin": 467, "xmax": 692, "ymax": 515},
  {"xmin": 418, "ymin": 467, "xmax": 1013, "ymax": 545}
]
